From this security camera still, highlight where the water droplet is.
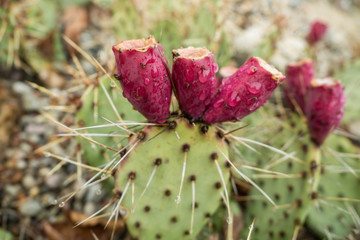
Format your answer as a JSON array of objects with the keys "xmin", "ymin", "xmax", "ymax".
[
  {"xmin": 146, "ymin": 58, "xmax": 155, "ymax": 64},
  {"xmin": 246, "ymin": 97, "xmax": 258, "ymax": 106},
  {"xmin": 175, "ymin": 196, "xmax": 181, "ymax": 204},
  {"xmin": 247, "ymin": 66, "xmax": 257, "ymax": 75},
  {"xmin": 213, "ymin": 63, "xmax": 219, "ymax": 73},
  {"xmin": 151, "ymin": 67, "xmax": 159, "ymax": 78},
  {"xmin": 110, "ymin": 81, "xmax": 116, "ymax": 87},
  {"xmin": 53, "ymin": 200, "xmax": 58, "ymax": 205},
  {"xmin": 213, "ymin": 98, "xmax": 225, "ymax": 108},
  {"xmin": 199, "ymin": 91, "xmax": 207, "ymax": 100},
  {"xmin": 185, "ymin": 69, "xmax": 194, "ymax": 82},
  {"xmin": 246, "ymin": 82, "xmax": 261, "ymax": 94},
  {"xmin": 96, "ymin": 189, "xmax": 102, "ymax": 195},
  {"xmin": 59, "ymin": 202, "xmax": 65, "ymax": 208},
  {"xmin": 101, "ymin": 173, "xmax": 107, "ymax": 179},
  {"xmin": 199, "ymin": 69, "xmax": 210, "ymax": 83},
  {"xmin": 226, "ymin": 217, "xmax": 233, "ymax": 224},
  {"xmin": 246, "ymin": 97, "xmax": 259, "ymax": 111},
  {"xmin": 132, "ymin": 87, "xmax": 146, "ymax": 100},
  {"xmin": 228, "ymin": 91, "xmax": 241, "ymax": 107},
  {"xmin": 144, "ymin": 78, "xmax": 150, "ymax": 86}
]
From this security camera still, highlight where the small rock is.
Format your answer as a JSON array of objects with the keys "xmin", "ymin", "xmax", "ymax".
[
  {"xmin": 5, "ymin": 185, "xmax": 20, "ymax": 196},
  {"xmin": 46, "ymin": 174, "xmax": 62, "ymax": 189},
  {"xmin": 84, "ymin": 202, "xmax": 96, "ymax": 215},
  {"xmin": 23, "ymin": 174, "xmax": 37, "ymax": 189},
  {"xmin": 20, "ymin": 199, "xmax": 42, "ymax": 217},
  {"xmin": 16, "ymin": 159, "xmax": 27, "ymax": 169},
  {"xmin": 348, "ymin": 121, "xmax": 360, "ymax": 137},
  {"xmin": 29, "ymin": 187, "xmax": 40, "ymax": 197}
]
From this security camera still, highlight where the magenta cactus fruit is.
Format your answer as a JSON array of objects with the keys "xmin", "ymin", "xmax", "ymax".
[
  {"xmin": 172, "ymin": 47, "xmax": 219, "ymax": 119},
  {"xmin": 203, "ymin": 57, "xmax": 285, "ymax": 123},
  {"xmin": 112, "ymin": 36, "xmax": 171, "ymax": 123},
  {"xmin": 283, "ymin": 59, "xmax": 315, "ymax": 113},
  {"xmin": 307, "ymin": 20, "xmax": 328, "ymax": 45},
  {"xmin": 306, "ymin": 78, "xmax": 345, "ymax": 145}
]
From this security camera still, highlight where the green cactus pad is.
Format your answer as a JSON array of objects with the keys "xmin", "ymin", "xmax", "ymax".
[
  {"xmin": 76, "ymin": 76, "xmax": 145, "ymax": 168},
  {"xmin": 237, "ymin": 110, "xmax": 323, "ymax": 240},
  {"xmin": 114, "ymin": 118, "xmax": 231, "ymax": 240},
  {"xmin": 306, "ymin": 134, "xmax": 360, "ymax": 239}
]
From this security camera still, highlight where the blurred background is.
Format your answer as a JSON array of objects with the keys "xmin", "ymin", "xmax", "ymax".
[{"xmin": 1, "ymin": 0, "xmax": 360, "ymax": 239}]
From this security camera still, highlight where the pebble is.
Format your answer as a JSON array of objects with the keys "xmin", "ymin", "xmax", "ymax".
[
  {"xmin": 86, "ymin": 183, "xmax": 103, "ymax": 202},
  {"xmin": 45, "ymin": 174, "xmax": 62, "ymax": 189},
  {"xmin": 20, "ymin": 199, "xmax": 42, "ymax": 217},
  {"xmin": 16, "ymin": 159, "xmax": 27, "ymax": 169},
  {"xmin": 348, "ymin": 121, "xmax": 360, "ymax": 137},
  {"xmin": 23, "ymin": 174, "xmax": 37, "ymax": 189},
  {"xmin": 84, "ymin": 202, "xmax": 96, "ymax": 215},
  {"xmin": 5, "ymin": 185, "xmax": 20, "ymax": 196}
]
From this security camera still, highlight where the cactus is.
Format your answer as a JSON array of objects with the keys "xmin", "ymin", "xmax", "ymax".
[
  {"xmin": 306, "ymin": 134, "xmax": 360, "ymax": 239},
  {"xmin": 76, "ymin": 76, "xmax": 145, "ymax": 168},
  {"xmin": 239, "ymin": 112, "xmax": 319, "ymax": 240},
  {"xmin": 113, "ymin": 118, "xmax": 230, "ymax": 239},
  {"xmin": 42, "ymin": 33, "xmax": 286, "ymax": 239}
]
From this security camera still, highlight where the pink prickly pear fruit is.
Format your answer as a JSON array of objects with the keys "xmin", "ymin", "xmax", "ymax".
[
  {"xmin": 203, "ymin": 57, "xmax": 285, "ymax": 123},
  {"xmin": 307, "ymin": 20, "xmax": 328, "ymax": 45},
  {"xmin": 306, "ymin": 78, "xmax": 345, "ymax": 146},
  {"xmin": 172, "ymin": 47, "xmax": 219, "ymax": 119},
  {"xmin": 283, "ymin": 59, "xmax": 315, "ymax": 113},
  {"xmin": 112, "ymin": 36, "xmax": 172, "ymax": 123}
]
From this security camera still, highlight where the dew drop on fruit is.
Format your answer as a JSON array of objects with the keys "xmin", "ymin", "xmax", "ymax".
[
  {"xmin": 144, "ymin": 78, "xmax": 150, "ymax": 86},
  {"xmin": 228, "ymin": 91, "xmax": 241, "ymax": 107},
  {"xmin": 247, "ymin": 66, "xmax": 257, "ymax": 75},
  {"xmin": 199, "ymin": 90, "xmax": 207, "ymax": 100},
  {"xmin": 199, "ymin": 69, "xmax": 210, "ymax": 83},
  {"xmin": 151, "ymin": 67, "xmax": 159, "ymax": 78},
  {"xmin": 213, "ymin": 98, "xmax": 225, "ymax": 108},
  {"xmin": 246, "ymin": 82, "xmax": 261, "ymax": 94},
  {"xmin": 213, "ymin": 63, "xmax": 219, "ymax": 72},
  {"xmin": 59, "ymin": 202, "xmax": 65, "ymax": 208}
]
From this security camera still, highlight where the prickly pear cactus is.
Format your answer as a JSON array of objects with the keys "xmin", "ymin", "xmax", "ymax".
[
  {"xmin": 239, "ymin": 112, "xmax": 319, "ymax": 239},
  {"xmin": 76, "ymin": 76, "xmax": 145, "ymax": 168},
  {"xmin": 238, "ymin": 105, "xmax": 360, "ymax": 239},
  {"xmin": 114, "ymin": 118, "xmax": 231, "ymax": 239},
  {"xmin": 306, "ymin": 134, "xmax": 360, "ymax": 239}
]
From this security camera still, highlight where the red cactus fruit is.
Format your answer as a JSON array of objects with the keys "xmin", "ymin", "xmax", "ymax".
[
  {"xmin": 203, "ymin": 57, "xmax": 285, "ymax": 123},
  {"xmin": 172, "ymin": 47, "xmax": 219, "ymax": 119},
  {"xmin": 112, "ymin": 36, "xmax": 172, "ymax": 123},
  {"xmin": 307, "ymin": 20, "xmax": 328, "ymax": 45},
  {"xmin": 305, "ymin": 78, "xmax": 345, "ymax": 146},
  {"xmin": 283, "ymin": 59, "xmax": 315, "ymax": 113}
]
